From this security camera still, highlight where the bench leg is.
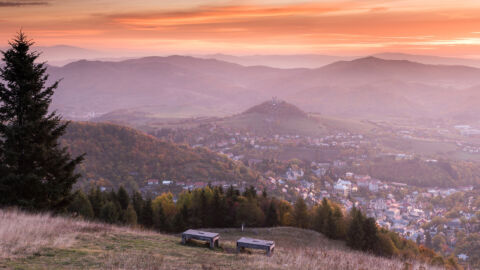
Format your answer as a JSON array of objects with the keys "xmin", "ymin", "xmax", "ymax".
[
  {"xmin": 210, "ymin": 239, "xmax": 215, "ymax": 249},
  {"xmin": 181, "ymin": 236, "xmax": 186, "ymax": 245}
]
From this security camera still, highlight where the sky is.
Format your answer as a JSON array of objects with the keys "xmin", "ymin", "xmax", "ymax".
[{"xmin": 1, "ymin": 0, "xmax": 480, "ymax": 57}]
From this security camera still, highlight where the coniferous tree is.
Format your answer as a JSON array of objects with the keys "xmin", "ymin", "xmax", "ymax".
[
  {"xmin": 362, "ymin": 217, "xmax": 379, "ymax": 251},
  {"xmin": 124, "ymin": 204, "xmax": 137, "ymax": 226},
  {"xmin": 172, "ymin": 205, "xmax": 188, "ymax": 233},
  {"xmin": 314, "ymin": 198, "xmax": 331, "ymax": 234},
  {"xmin": 131, "ymin": 191, "xmax": 144, "ymax": 219},
  {"xmin": 332, "ymin": 206, "xmax": 346, "ymax": 239},
  {"xmin": 100, "ymin": 201, "xmax": 119, "ymax": 223},
  {"xmin": 243, "ymin": 186, "xmax": 257, "ymax": 199},
  {"xmin": 117, "ymin": 186, "xmax": 129, "ymax": 210},
  {"xmin": 224, "ymin": 194, "xmax": 237, "ymax": 226},
  {"xmin": 326, "ymin": 210, "xmax": 337, "ymax": 239},
  {"xmin": 154, "ymin": 204, "xmax": 168, "ymax": 232},
  {"xmin": 199, "ymin": 189, "xmax": 209, "ymax": 227},
  {"xmin": 265, "ymin": 200, "xmax": 279, "ymax": 227},
  {"xmin": 68, "ymin": 190, "xmax": 94, "ymax": 219},
  {"xmin": 210, "ymin": 188, "xmax": 225, "ymax": 227},
  {"xmin": 88, "ymin": 187, "xmax": 104, "ymax": 218},
  {"xmin": 226, "ymin": 185, "xmax": 237, "ymax": 199},
  {"xmin": 347, "ymin": 207, "xmax": 365, "ymax": 250},
  {"xmin": 293, "ymin": 197, "xmax": 309, "ymax": 228},
  {"xmin": 0, "ymin": 32, "xmax": 84, "ymax": 210},
  {"xmin": 141, "ymin": 198, "xmax": 154, "ymax": 228}
]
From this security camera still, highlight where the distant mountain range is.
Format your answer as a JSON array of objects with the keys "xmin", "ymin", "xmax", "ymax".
[
  {"xmin": 33, "ymin": 45, "xmax": 108, "ymax": 66},
  {"xmin": 202, "ymin": 53, "xmax": 480, "ymax": 69},
  {"xmin": 45, "ymin": 55, "xmax": 480, "ymax": 120},
  {"xmin": 197, "ymin": 54, "xmax": 356, "ymax": 68},
  {"xmin": 47, "ymin": 56, "xmax": 299, "ymax": 119},
  {"xmin": 373, "ymin": 52, "xmax": 480, "ymax": 68},
  {"xmin": 8, "ymin": 44, "xmax": 480, "ymax": 69}
]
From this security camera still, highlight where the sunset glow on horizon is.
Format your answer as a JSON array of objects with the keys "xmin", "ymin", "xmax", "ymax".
[{"xmin": 2, "ymin": 0, "xmax": 480, "ymax": 57}]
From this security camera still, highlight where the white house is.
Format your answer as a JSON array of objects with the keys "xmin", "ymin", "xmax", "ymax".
[
  {"xmin": 334, "ymin": 179, "xmax": 352, "ymax": 196},
  {"xmin": 147, "ymin": 179, "xmax": 159, "ymax": 185},
  {"xmin": 286, "ymin": 167, "xmax": 304, "ymax": 181}
]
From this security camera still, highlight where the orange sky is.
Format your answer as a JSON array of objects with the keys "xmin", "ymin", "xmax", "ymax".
[{"xmin": 2, "ymin": 0, "xmax": 480, "ymax": 57}]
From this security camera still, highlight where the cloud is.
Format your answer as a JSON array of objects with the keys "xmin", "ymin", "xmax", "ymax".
[
  {"xmin": 2, "ymin": 0, "xmax": 480, "ymax": 55},
  {"xmin": 108, "ymin": 3, "xmax": 346, "ymax": 27},
  {"xmin": 0, "ymin": 0, "xmax": 48, "ymax": 7}
]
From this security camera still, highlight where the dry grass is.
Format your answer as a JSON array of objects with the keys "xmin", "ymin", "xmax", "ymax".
[
  {"xmin": 0, "ymin": 209, "xmax": 444, "ymax": 270},
  {"xmin": 0, "ymin": 208, "xmax": 121, "ymax": 258}
]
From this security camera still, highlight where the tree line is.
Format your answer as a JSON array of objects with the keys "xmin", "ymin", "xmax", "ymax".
[{"xmin": 68, "ymin": 185, "xmax": 459, "ymax": 268}]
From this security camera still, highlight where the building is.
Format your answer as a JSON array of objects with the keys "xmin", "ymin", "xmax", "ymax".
[
  {"xmin": 334, "ymin": 179, "xmax": 352, "ymax": 196},
  {"xmin": 147, "ymin": 179, "xmax": 159, "ymax": 185},
  {"xmin": 369, "ymin": 180, "xmax": 381, "ymax": 192},
  {"xmin": 286, "ymin": 167, "xmax": 304, "ymax": 181}
]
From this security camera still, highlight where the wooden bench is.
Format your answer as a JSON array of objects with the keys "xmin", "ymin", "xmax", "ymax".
[
  {"xmin": 181, "ymin": 229, "xmax": 219, "ymax": 249},
  {"xmin": 236, "ymin": 237, "xmax": 275, "ymax": 256}
]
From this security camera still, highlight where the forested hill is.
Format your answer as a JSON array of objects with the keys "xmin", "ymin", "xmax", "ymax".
[{"xmin": 61, "ymin": 122, "xmax": 258, "ymax": 190}]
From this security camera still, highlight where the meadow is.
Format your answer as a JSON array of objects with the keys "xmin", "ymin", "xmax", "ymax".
[{"xmin": 0, "ymin": 209, "xmax": 442, "ymax": 270}]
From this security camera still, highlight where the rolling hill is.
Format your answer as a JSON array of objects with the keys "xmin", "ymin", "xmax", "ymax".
[
  {"xmin": 44, "ymin": 55, "xmax": 480, "ymax": 120},
  {"xmin": 1, "ymin": 209, "xmax": 444, "ymax": 270},
  {"xmin": 218, "ymin": 99, "xmax": 329, "ymax": 136},
  {"xmin": 92, "ymin": 99, "xmax": 378, "ymax": 137},
  {"xmin": 61, "ymin": 122, "xmax": 258, "ymax": 190}
]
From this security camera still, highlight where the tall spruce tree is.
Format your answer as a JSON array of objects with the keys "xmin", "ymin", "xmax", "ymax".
[
  {"xmin": 362, "ymin": 217, "xmax": 379, "ymax": 251},
  {"xmin": 0, "ymin": 32, "xmax": 83, "ymax": 210},
  {"xmin": 117, "ymin": 186, "xmax": 130, "ymax": 210},
  {"xmin": 347, "ymin": 207, "xmax": 365, "ymax": 250},
  {"xmin": 293, "ymin": 197, "xmax": 309, "ymax": 228},
  {"xmin": 124, "ymin": 204, "xmax": 138, "ymax": 226},
  {"xmin": 265, "ymin": 200, "xmax": 279, "ymax": 227},
  {"xmin": 141, "ymin": 198, "xmax": 154, "ymax": 228}
]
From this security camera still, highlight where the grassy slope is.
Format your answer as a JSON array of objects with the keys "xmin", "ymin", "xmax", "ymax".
[{"xmin": 1, "ymin": 210, "xmax": 441, "ymax": 270}]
